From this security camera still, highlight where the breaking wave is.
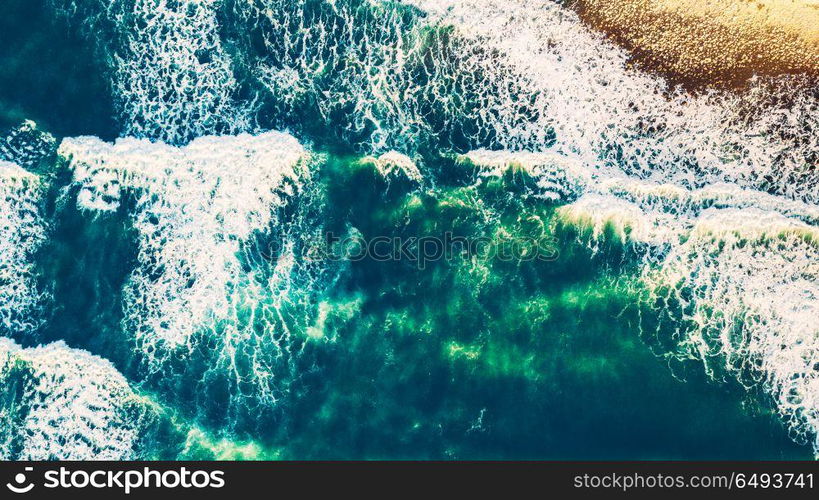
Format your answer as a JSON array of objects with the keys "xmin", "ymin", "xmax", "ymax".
[
  {"xmin": 59, "ymin": 131, "xmax": 334, "ymax": 430},
  {"xmin": 0, "ymin": 161, "xmax": 48, "ymax": 336},
  {"xmin": 466, "ymin": 148, "xmax": 819, "ymax": 453},
  {"xmin": 0, "ymin": 337, "xmax": 158, "ymax": 460},
  {"xmin": 51, "ymin": 0, "xmax": 255, "ymax": 143}
]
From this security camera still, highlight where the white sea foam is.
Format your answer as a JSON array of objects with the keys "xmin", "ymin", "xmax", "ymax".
[
  {"xmin": 237, "ymin": 0, "xmax": 818, "ymax": 205},
  {"xmin": 0, "ymin": 162, "xmax": 47, "ymax": 336},
  {"xmin": 232, "ymin": 0, "xmax": 423, "ymax": 151},
  {"xmin": 463, "ymin": 149, "xmax": 591, "ymax": 202},
  {"xmin": 228, "ymin": 0, "xmax": 530, "ymax": 153},
  {"xmin": 365, "ymin": 151, "xmax": 423, "ymax": 184},
  {"xmin": 54, "ymin": 0, "xmax": 559, "ymax": 152},
  {"xmin": 60, "ymin": 131, "xmax": 307, "ymax": 349},
  {"xmin": 49, "ymin": 0, "xmax": 817, "ymax": 201},
  {"xmin": 58, "ymin": 131, "xmax": 326, "ymax": 423},
  {"xmin": 646, "ymin": 209, "xmax": 819, "ymax": 451},
  {"xmin": 0, "ymin": 337, "xmax": 155, "ymax": 460},
  {"xmin": 402, "ymin": 0, "xmax": 819, "ymax": 203},
  {"xmin": 0, "ymin": 121, "xmax": 56, "ymax": 168},
  {"xmin": 464, "ymin": 146, "xmax": 819, "ymax": 454},
  {"xmin": 54, "ymin": 0, "xmax": 255, "ymax": 144}
]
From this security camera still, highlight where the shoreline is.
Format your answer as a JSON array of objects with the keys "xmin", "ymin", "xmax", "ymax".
[{"xmin": 570, "ymin": 0, "xmax": 819, "ymax": 89}]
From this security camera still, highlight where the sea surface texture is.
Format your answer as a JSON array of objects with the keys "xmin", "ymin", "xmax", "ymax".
[{"xmin": 0, "ymin": 0, "xmax": 817, "ymax": 459}]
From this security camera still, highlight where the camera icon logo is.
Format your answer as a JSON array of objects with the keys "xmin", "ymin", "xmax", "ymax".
[{"xmin": 6, "ymin": 467, "xmax": 34, "ymax": 494}]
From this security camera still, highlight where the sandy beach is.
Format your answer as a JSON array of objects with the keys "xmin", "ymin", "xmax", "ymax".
[{"xmin": 571, "ymin": 0, "xmax": 819, "ymax": 87}]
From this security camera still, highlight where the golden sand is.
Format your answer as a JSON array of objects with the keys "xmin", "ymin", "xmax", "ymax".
[{"xmin": 571, "ymin": 0, "xmax": 819, "ymax": 87}]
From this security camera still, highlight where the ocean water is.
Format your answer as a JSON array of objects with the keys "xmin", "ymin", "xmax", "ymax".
[{"xmin": 0, "ymin": 0, "xmax": 816, "ymax": 459}]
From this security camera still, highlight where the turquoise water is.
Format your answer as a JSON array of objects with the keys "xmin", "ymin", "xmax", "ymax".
[{"xmin": 0, "ymin": 0, "xmax": 816, "ymax": 460}]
